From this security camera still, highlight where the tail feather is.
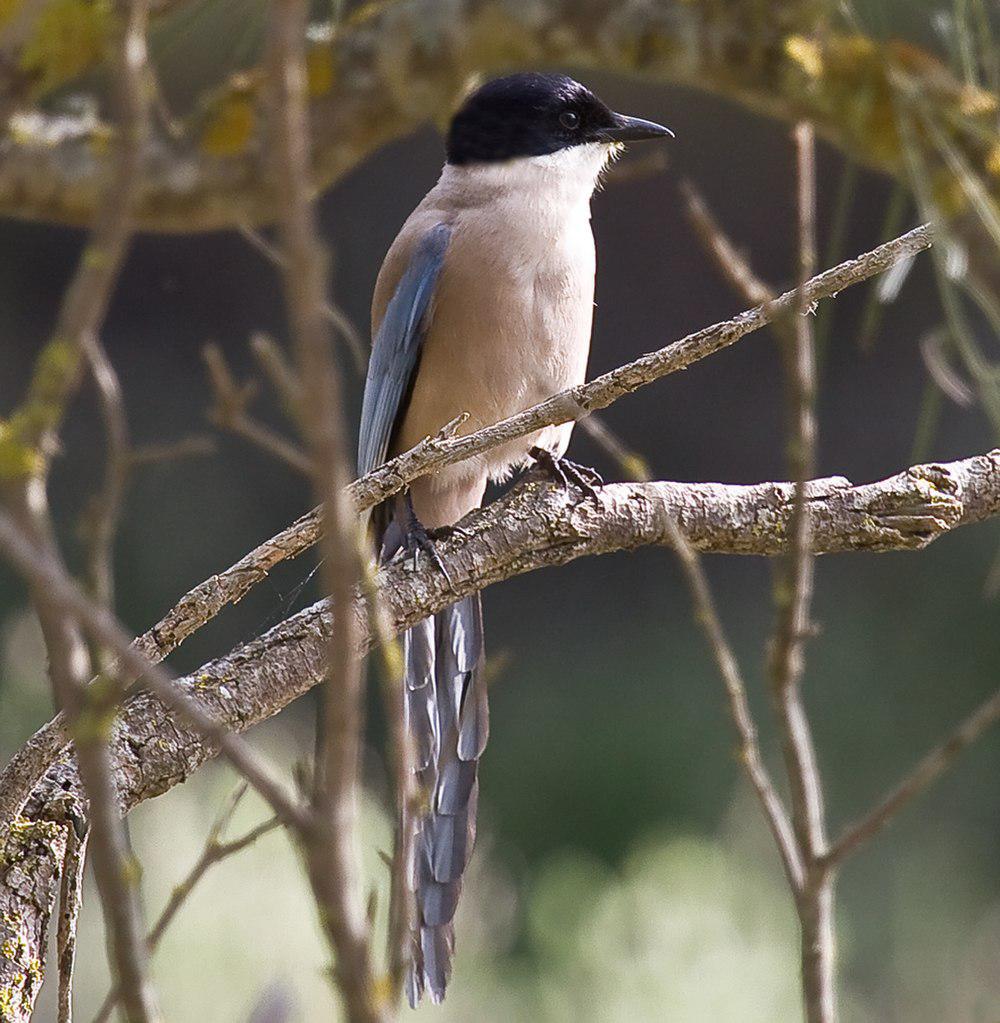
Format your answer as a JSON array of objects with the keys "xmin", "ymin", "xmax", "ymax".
[
  {"xmin": 404, "ymin": 618, "xmax": 438, "ymax": 773},
  {"xmin": 402, "ymin": 590, "xmax": 487, "ymax": 1005},
  {"xmin": 418, "ymin": 921, "xmax": 454, "ymax": 1004}
]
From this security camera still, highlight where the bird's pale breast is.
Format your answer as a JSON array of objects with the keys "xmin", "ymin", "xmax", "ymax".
[{"xmin": 375, "ymin": 189, "xmax": 596, "ymax": 507}]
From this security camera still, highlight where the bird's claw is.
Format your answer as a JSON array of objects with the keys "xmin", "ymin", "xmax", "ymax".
[
  {"xmin": 403, "ymin": 510, "xmax": 456, "ymax": 592},
  {"xmin": 529, "ymin": 446, "xmax": 603, "ymax": 501}
]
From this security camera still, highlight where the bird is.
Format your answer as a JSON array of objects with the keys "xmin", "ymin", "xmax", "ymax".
[{"xmin": 357, "ymin": 71, "xmax": 672, "ymax": 1005}]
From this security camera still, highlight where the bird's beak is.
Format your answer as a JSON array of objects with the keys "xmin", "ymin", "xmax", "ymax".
[{"xmin": 596, "ymin": 112, "xmax": 674, "ymax": 143}]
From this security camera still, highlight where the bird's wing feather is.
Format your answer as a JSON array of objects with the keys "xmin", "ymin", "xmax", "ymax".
[{"xmin": 358, "ymin": 222, "xmax": 452, "ymax": 476}]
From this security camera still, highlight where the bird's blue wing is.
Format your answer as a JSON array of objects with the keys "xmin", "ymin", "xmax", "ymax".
[{"xmin": 358, "ymin": 223, "xmax": 452, "ymax": 476}]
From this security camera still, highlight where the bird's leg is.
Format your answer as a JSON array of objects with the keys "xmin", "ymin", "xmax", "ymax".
[
  {"xmin": 402, "ymin": 493, "xmax": 456, "ymax": 590},
  {"xmin": 529, "ymin": 446, "xmax": 603, "ymax": 501}
]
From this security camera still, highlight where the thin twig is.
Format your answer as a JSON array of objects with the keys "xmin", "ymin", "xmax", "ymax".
[
  {"xmin": 239, "ymin": 223, "xmax": 367, "ymax": 373},
  {"xmin": 770, "ymin": 121, "xmax": 833, "ymax": 1023},
  {"xmin": 824, "ymin": 686, "xmax": 1000, "ymax": 868},
  {"xmin": 576, "ymin": 415, "xmax": 652, "ymax": 481},
  {"xmin": 364, "ymin": 553, "xmax": 413, "ymax": 999},
  {"xmin": 250, "ymin": 332, "xmax": 303, "ymax": 413},
  {"xmin": 203, "ymin": 342, "xmax": 313, "ymax": 474},
  {"xmin": 80, "ymin": 335, "xmax": 130, "ymax": 670},
  {"xmin": 770, "ymin": 124, "xmax": 825, "ymax": 857},
  {"xmin": 680, "ymin": 180, "xmax": 778, "ymax": 310},
  {"xmin": 664, "ymin": 517, "xmax": 804, "ymax": 891},
  {"xmin": 92, "ymin": 784, "xmax": 280, "ymax": 1023},
  {"xmin": 127, "ymin": 435, "xmax": 216, "ymax": 468},
  {"xmin": 265, "ymin": 2, "xmax": 382, "ymax": 1019}
]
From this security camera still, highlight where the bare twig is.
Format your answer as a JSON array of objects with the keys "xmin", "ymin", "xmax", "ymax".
[
  {"xmin": 80, "ymin": 335, "xmax": 130, "ymax": 669},
  {"xmin": 369, "ymin": 568, "xmax": 413, "ymax": 1000},
  {"xmin": 919, "ymin": 329, "xmax": 976, "ymax": 407},
  {"xmin": 92, "ymin": 784, "xmax": 280, "ymax": 1023},
  {"xmin": 680, "ymin": 180, "xmax": 777, "ymax": 309},
  {"xmin": 770, "ymin": 122, "xmax": 833, "ymax": 1023},
  {"xmin": 265, "ymin": 2, "xmax": 382, "ymax": 1019},
  {"xmin": 825, "ymin": 686, "xmax": 1000, "ymax": 868},
  {"xmin": 250, "ymin": 333, "xmax": 303, "ymax": 413},
  {"xmin": 664, "ymin": 518, "xmax": 803, "ymax": 891},
  {"xmin": 128, "ymin": 435, "xmax": 217, "ymax": 468},
  {"xmin": 152, "ymin": 816, "xmax": 279, "ymax": 946},
  {"xmin": 771, "ymin": 125, "xmax": 824, "ymax": 856},
  {"xmin": 203, "ymin": 342, "xmax": 313, "ymax": 474},
  {"xmin": 239, "ymin": 223, "xmax": 367, "ymax": 373}
]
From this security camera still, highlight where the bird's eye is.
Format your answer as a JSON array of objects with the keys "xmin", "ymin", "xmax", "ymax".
[{"xmin": 559, "ymin": 110, "xmax": 580, "ymax": 130}]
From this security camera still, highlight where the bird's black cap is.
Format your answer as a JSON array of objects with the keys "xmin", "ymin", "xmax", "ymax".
[{"xmin": 446, "ymin": 72, "xmax": 672, "ymax": 166}]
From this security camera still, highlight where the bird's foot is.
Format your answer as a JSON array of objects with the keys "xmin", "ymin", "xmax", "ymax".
[
  {"xmin": 402, "ymin": 502, "xmax": 456, "ymax": 591},
  {"xmin": 529, "ymin": 446, "xmax": 603, "ymax": 501}
]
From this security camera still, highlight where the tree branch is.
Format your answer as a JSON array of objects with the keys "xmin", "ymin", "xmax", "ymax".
[
  {"xmin": 823, "ymin": 685, "xmax": 1000, "ymax": 868},
  {"xmin": 769, "ymin": 121, "xmax": 833, "ymax": 1023},
  {"xmin": 0, "ymin": 0, "xmax": 163, "ymax": 1017},
  {"xmin": 0, "ymin": 3, "xmax": 993, "ymax": 240}
]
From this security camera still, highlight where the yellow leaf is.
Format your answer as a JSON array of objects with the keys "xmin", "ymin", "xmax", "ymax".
[
  {"xmin": 19, "ymin": 0, "xmax": 112, "ymax": 96},
  {"xmin": 785, "ymin": 35, "xmax": 823, "ymax": 79},
  {"xmin": 201, "ymin": 94, "xmax": 255, "ymax": 157}
]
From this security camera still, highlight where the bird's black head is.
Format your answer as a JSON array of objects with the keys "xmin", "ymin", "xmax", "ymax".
[{"xmin": 446, "ymin": 73, "xmax": 672, "ymax": 166}]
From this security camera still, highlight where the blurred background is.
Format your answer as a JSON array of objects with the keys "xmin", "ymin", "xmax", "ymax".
[{"xmin": 1, "ymin": 0, "xmax": 999, "ymax": 1019}]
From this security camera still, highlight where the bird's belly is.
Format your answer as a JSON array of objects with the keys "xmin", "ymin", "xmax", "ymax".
[{"xmin": 396, "ymin": 238, "xmax": 595, "ymax": 490}]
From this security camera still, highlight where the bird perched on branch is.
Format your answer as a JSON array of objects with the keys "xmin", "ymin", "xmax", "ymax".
[{"xmin": 358, "ymin": 72, "xmax": 672, "ymax": 1005}]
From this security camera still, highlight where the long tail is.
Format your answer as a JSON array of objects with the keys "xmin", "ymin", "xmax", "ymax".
[{"xmin": 402, "ymin": 592, "xmax": 487, "ymax": 1005}]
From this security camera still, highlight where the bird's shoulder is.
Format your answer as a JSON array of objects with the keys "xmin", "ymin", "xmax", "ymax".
[{"xmin": 371, "ymin": 202, "xmax": 452, "ymax": 335}]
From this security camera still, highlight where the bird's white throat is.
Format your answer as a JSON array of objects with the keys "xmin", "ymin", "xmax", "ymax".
[{"xmin": 439, "ymin": 142, "xmax": 620, "ymax": 209}]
